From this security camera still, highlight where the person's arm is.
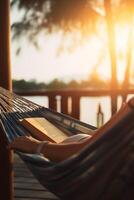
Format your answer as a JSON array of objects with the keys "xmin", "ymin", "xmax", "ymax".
[
  {"xmin": 40, "ymin": 139, "xmax": 89, "ymax": 162},
  {"xmin": 8, "ymin": 136, "xmax": 90, "ymax": 162},
  {"xmin": 9, "ymin": 103, "xmax": 128, "ymax": 162}
]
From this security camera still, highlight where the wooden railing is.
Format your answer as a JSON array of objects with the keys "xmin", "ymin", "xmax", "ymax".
[{"xmin": 15, "ymin": 88, "xmax": 134, "ymax": 121}]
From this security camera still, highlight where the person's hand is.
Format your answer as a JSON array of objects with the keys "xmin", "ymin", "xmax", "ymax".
[
  {"xmin": 8, "ymin": 136, "xmax": 42, "ymax": 154},
  {"xmin": 29, "ymin": 129, "xmax": 48, "ymax": 141}
]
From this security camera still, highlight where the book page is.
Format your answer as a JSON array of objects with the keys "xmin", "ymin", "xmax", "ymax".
[{"xmin": 20, "ymin": 117, "xmax": 68, "ymax": 143}]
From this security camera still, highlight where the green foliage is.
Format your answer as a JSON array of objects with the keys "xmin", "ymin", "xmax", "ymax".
[
  {"xmin": 67, "ymin": 80, "xmax": 81, "ymax": 89},
  {"xmin": 46, "ymin": 79, "xmax": 67, "ymax": 90},
  {"xmin": 13, "ymin": 75, "xmax": 109, "ymax": 92},
  {"xmin": 11, "ymin": 0, "xmax": 132, "ymax": 42},
  {"xmin": 13, "ymin": 79, "xmax": 46, "ymax": 91},
  {"xmin": 11, "ymin": 0, "xmax": 101, "ymax": 42}
]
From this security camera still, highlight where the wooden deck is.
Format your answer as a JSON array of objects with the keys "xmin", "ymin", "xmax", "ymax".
[{"xmin": 14, "ymin": 154, "xmax": 60, "ymax": 200}]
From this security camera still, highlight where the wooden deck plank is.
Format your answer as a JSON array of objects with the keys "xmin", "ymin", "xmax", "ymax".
[{"xmin": 14, "ymin": 154, "xmax": 60, "ymax": 200}]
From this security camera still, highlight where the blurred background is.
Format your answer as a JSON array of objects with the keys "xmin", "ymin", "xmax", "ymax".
[{"xmin": 4, "ymin": 0, "xmax": 134, "ymax": 127}]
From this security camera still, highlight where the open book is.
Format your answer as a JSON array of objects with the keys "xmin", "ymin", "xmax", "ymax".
[
  {"xmin": 19, "ymin": 117, "xmax": 69, "ymax": 143},
  {"xmin": 19, "ymin": 100, "xmax": 133, "ymax": 145}
]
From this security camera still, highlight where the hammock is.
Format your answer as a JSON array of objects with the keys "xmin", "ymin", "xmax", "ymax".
[{"xmin": 0, "ymin": 87, "xmax": 134, "ymax": 200}]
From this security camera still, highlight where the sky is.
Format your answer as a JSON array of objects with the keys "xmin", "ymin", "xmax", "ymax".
[
  {"xmin": 10, "ymin": 3, "xmax": 130, "ymax": 84},
  {"xmin": 11, "ymin": 34, "xmax": 108, "ymax": 83},
  {"xmin": 10, "ymin": 4, "xmax": 112, "ymax": 84}
]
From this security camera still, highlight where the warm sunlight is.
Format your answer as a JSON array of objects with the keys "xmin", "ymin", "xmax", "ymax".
[
  {"xmin": 11, "ymin": 0, "xmax": 134, "ymax": 85},
  {"xmin": 115, "ymin": 25, "xmax": 132, "ymax": 82},
  {"xmin": 96, "ymin": 24, "xmax": 133, "ymax": 83},
  {"xmin": 12, "ymin": 25, "xmax": 133, "ymax": 84},
  {"xmin": 12, "ymin": 34, "xmax": 107, "ymax": 82}
]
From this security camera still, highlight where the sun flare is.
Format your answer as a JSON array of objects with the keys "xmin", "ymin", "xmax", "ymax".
[
  {"xmin": 95, "ymin": 25, "xmax": 133, "ymax": 83},
  {"xmin": 115, "ymin": 25, "xmax": 132, "ymax": 82}
]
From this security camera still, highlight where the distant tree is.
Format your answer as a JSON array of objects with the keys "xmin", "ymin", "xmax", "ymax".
[
  {"xmin": 38, "ymin": 82, "xmax": 47, "ymax": 90},
  {"xmin": 79, "ymin": 80, "xmax": 89, "ymax": 89},
  {"xmin": 46, "ymin": 78, "xmax": 67, "ymax": 89},
  {"xmin": 13, "ymin": 76, "xmax": 110, "ymax": 91},
  {"xmin": 67, "ymin": 80, "xmax": 80, "ymax": 89},
  {"xmin": 11, "ymin": 1, "xmax": 132, "ymax": 41},
  {"xmin": 13, "ymin": 79, "xmax": 46, "ymax": 91},
  {"xmin": 90, "ymin": 73, "xmax": 108, "ymax": 88},
  {"xmin": 13, "ymin": 79, "xmax": 28, "ymax": 91}
]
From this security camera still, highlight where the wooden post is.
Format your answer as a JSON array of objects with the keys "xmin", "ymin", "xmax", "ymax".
[
  {"xmin": 0, "ymin": 0, "xmax": 12, "ymax": 91},
  {"xmin": 122, "ymin": 1, "xmax": 133, "ymax": 102},
  {"xmin": 71, "ymin": 96, "xmax": 80, "ymax": 119},
  {"xmin": 104, "ymin": 0, "xmax": 118, "ymax": 115},
  {"xmin": 49, "ymin": 95, "xmax": 57, "ymax": 111},
  {"xmin": 0, "ymin": 123, "xmax": 13, "ymax": 200},
  {"xmin": 61, "ymin": 96, "xmax": 68, "ymax": 115},
  {"xmin": 0, "ymin": 2, "xmax": 13, "ymax": 199}
]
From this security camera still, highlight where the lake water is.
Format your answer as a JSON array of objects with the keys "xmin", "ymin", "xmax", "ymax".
[{"xmin": 24, "ymin": 94, "xmax": 134, "ymax": 127}]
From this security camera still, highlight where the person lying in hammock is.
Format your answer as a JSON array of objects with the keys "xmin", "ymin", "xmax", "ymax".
[
  {"xmin": 9, "ymin": 103, "xmax": 128, "ymax": 162},
  {"xmin": 9, "ymin": 132, "xmax": 92, "ymax": 162}
]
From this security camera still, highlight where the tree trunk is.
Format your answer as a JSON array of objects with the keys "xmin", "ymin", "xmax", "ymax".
[
  {"xmin": 104, "ymin": 0, "xmax": 118, "ymax": 115},
  {"xmin": 122, "ymin": 0, "xmax": 133, "ymax": 102}
]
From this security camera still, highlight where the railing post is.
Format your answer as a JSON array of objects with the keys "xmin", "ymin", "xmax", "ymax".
[
  {"xmin": 71, "ymin": 96, "xmax": 80, "ymax": 119},
  {"xmin": 111, "ymin": 93, "xmax": 118, "ymax": 115},
  {"xmin": 0, "ymin": 0, "xmax": 12, "ymax": 91},
  {"xmin": 49, "ymin": 95, "xmax": 57, "ymax": 111},
  {"xmin": 0, "ymin": 124, "xmax": 13, "ymax": 200},
  {"xmin": 61, "ymin": 96, "xmax": 68, "ymax": 115}
]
